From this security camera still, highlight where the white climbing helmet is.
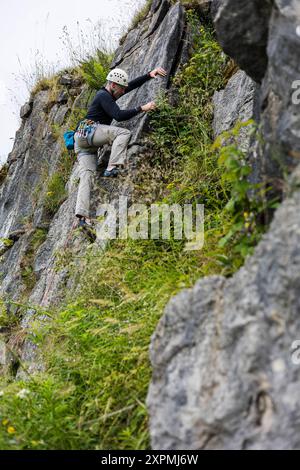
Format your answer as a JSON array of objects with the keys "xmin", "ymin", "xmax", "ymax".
[{"xmin": 106, "ymin": 68, "xmax": 129, "ymax": 87}]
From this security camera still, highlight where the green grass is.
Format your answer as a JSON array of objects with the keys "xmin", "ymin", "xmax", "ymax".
[
  {"xmin": 43, "ymin": 173, "xmax": 68, "ymax": 218},
  {"xmin": 0, "ymin": 237, "xmax": 210, "ymax": 450}
]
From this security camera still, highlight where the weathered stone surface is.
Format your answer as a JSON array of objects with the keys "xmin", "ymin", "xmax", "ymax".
[
  {"xmin": 111, "ymin": 1, "xmax": 185, "ymax": 143},
  {"xmin": 0, "ymin": 337, "xmax": 8, "ymax": 365},
  {"xmin": 214, "ymin": 0, "xmax": 273, "ymax": 83},
  {"xmin": 147, "ymin": 164, "xmax": 300, "ymax": 450},
  {"xmin": 57, "ymin": 90, "xmax": 68, "ymax": 104},
  {"xmin": 213, "ymin": 70, "xmax": 258, "ymax": 141},
  {"xmin": 213, "ymin": 69, "xmax": 262, "ymax": 184},
  {"xmin": 214, "ymin": 0, "xmax": 300, "ymax": 191},
  {"xmin": 0, "ymin": 336, "xmax": 15, "ymax": 375},
  {"xmin": 0, "ymin": 82, "xmax": 86, "ymax": 308},
  {"xmin": 147, "ymin": 2, "xmax": 300, "ymax": 449},
  {"xmin": 58, "ymin": 74, "xmax": 73, "ymax": 86},
  {"xmin": 20, "ymin": 102, "xmax": 32, "ymax": 119},
  {"xmin": 112, "ymin": 0, "xmax": 171, "ymax": 68},
  {"xmin": 259, "ymin": 0, "xmax": 300, "ymax": 188},
  {"xmin": 210, "ymin": 0, "xmax": 222, "ymax": 19}
]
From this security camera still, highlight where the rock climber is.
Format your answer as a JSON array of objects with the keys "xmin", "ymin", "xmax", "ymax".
[{"xmin": 74, "ymin": 66, "xmax": 167, "ymax": 228}]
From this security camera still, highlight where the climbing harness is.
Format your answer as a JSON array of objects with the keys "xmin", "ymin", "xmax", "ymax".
[
  {"xmin": 75, "ymin": 119, "xmax": 99, "ymax": 146},
  {"xmin": 63, "ymin": 118, "xmax": 98, "ymax": 151}
]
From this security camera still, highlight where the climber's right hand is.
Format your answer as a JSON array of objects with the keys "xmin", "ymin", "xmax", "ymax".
[{"xmin": 141, "ymin": 101, "xmax": 156, "ymax": 112}]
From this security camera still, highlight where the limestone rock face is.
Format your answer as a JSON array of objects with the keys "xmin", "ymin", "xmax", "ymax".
[
  {"xmin": 213, "ymin": 69, "xmax": 261, "ymax": 182},
  {"xmin": 214, "ymin": 0, "xmax": 300, "ymax": 187},
  {"xmin": 20, "ymin": 102, "xmax": 33, "ymax": 119},
  {"xmin": 147, "ymin": 165, "xmax": 300, "ymax": 450},
  {"xmin": 213, "ymin": 69, "xmax": 259, "ymax": 142},
  {"xmin": 111, "ymin": 0, "xmax": 185, "ymax": 142},
  {"xmin": 260, "ymin": 0, "xmax": 300, "ymax": 185}
]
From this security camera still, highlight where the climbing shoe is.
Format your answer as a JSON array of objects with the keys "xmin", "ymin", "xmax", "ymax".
[
  {"xmin": 103, "ymin": 168, "xmax": 119, "ymax": 177},
  {"xmin": 77, "ymin": 218, "xmax": 96, "ymax": 242},
  {"xmin": 78, "ymin": 218, "xmax": 93, "ymax": 228}
]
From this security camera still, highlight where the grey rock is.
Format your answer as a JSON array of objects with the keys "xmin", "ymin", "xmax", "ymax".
[
  {"xmin": 214, "ymin": 0, "xmax": 300, "ymax": 190},
  {"xmin": 213, "ymin": 69, "xmax": 262, "ymax": 184},
  {"xmin": 0, "ymin": 336, "xmax": 15, "ymax": 375},
  {"xmin": 0, "ymin": 0, "xmax": 192, "ymax": 378},
  {"xmin": 57, "ymin": 90, "xmax": 68, "ymax": 104},
  {"xmin": 53, "ymin": 105, "xmax": 69, "ymax": 126},
  {"xmin": 71, "ymin": 78, "xmax": 83, "ymax": 88},
  {"xmin": 210, "ymin": 0, "xmax": 222, "ymax": 20},
  {"xmin": 7, "ymin": 228, "xmax": 26, "ymax": 242},
  {"xmin": 147, "ymin": 165, "xmax": 300, "ymax": 449},
  {"xmin": 147, "ymin": 1, "xmax": 300, "ymax": 449},
  {"xmin": 214, "ymin": 0, "xmax": 273, "ymax": 83},
  {"xmin": 213, "ymin": 70, "xmax": 258, "ymax": 139},
  {"xmin": 112, "ymin": 1, "xmax": 185, "ymax": 143},
  {"xmin": 0, "ymin": 337, "xmax": 8, "ymax": 365},
  {"xmin": 20, "ymin": 102, "xmax": 33, "ymax": 119},
  {"xmin": 151, "ymin": 0, "xmax": 163, "ymax": 13},
  {"xmin": 58, "ymin": 74, "xmax": 73, "ymax": 86}
]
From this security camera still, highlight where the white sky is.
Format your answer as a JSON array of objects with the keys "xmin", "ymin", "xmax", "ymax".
[{"xmin": 0, "ymin": 0, "xmax": 145, "ymax": 163}]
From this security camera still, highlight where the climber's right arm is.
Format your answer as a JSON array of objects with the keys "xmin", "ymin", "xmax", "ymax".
[
  {"xmin": 100, "ymin": 93, "xmax": 156, "ymax": 121},
  {"xmin": 100, "ymin": 92, "xmax": 142, "ymax": 122}
]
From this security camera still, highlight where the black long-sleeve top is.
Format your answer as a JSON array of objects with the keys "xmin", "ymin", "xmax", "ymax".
[{"xmin": 86, "ymin": 73, "xmax": 152, "ymax": 124}]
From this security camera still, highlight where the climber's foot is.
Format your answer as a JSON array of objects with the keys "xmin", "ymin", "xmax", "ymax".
[
  {"xmin": 77, "ymin": 217, "xmax": 96, "ymax": 241},
  {"xmin": 103, "ymin": 168, "xmax": 119, "ymax": 178},
  {"xmin": 78, "ymin": 217, "xmax": 93, "ymax": 228}
]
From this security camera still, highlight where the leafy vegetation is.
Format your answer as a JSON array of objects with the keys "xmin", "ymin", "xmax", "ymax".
[{"xmin": 79, "ymin": 50, "xmax": 112, "ymax": 90}]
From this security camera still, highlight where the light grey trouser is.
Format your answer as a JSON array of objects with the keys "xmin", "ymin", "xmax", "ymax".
[{"xmin": 74, "ymin": 125, "xmax": 132, "ymax": 218}]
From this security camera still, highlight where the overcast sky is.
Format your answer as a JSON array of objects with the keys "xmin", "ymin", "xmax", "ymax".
[{"xmin": 0, "ymin": 0, "xmax": 145, "ymax": 163}]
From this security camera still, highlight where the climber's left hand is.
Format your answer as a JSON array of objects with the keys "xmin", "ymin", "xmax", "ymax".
[{"xmin": 149, "ymin": 67, "xmax": 167, "ymax": 78}]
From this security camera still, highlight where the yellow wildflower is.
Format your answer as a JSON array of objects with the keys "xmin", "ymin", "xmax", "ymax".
[
  {"xmin": 2, "ymin": 419, "xmax": 9, "ymax": 426},
  {"xmin": 7, "ymin": 426, "xmax": 16, "ymax": 434}
]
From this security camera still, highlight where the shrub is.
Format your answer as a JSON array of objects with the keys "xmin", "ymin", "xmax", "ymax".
[{"xmin": 79, "ymin": 50, "xmax": 112, "ymax": 91}]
